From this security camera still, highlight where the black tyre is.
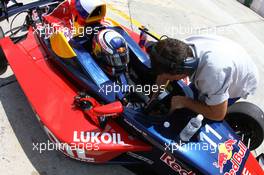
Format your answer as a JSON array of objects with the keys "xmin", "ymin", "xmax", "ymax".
[
  {"xmin": 226, "ymin": 102, "xmax": 264, "ymax": 150},
  {"xmin": 0, "ymin": 46, "xmax": 8, "ymax": 75}
]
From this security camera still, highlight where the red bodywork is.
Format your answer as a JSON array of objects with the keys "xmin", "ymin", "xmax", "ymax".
[
  {"xmin": 76, "ymin": 96, "xmax": 124, "ymax": 127},
  {"xmin": 0, "ymin": 23, "xmax": 151, "ymax": 163}
]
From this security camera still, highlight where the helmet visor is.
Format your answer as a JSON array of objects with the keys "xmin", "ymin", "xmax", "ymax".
[{"xmin": 106, "ymin": 48, "xmax": 129, "ymax": 67}]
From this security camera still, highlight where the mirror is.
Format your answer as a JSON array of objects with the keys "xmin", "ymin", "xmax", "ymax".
[{"xmin": 93, "ymin": 101, "xmax": 123, "ymax": 117}]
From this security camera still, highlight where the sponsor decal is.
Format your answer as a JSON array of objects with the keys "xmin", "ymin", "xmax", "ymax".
[
  {"xmin": 41, "ymin": 125, "xmax": 126, "ymax": 163},
  {"xmin": 242, "ymin": 167, "xmax": 251, "ymax": 175},
  {"xmin": 127, "ymin": 152, "xmax": 154, "ymax": 165},
  {"xmin": 73, "ymin": 156, "xmax": 95, "ymax": 163},
  {"xmin": 160, "ymin": 153, "xmax": 195, "ymax": 175},
  {"xmin": 73, "ymin": 131, "xmax": 125, "ymax": 145},
  {"xmin": 224, "ymin": 141, "xmax": 247, "ymax": 175},
  {"xmin": 43, "ymin": 126, "xmax": 96, "ymax": 162},
  {"xmin": 214, "ymin": 139, "xmax": 247, "ymax": 175},
  {"xmin": 123, "ymin": 118, "xmax": 143, "ymax": 134},
  {"xmin": 214, "ymin": 139, "xmax": 237, "ymax": 173}
]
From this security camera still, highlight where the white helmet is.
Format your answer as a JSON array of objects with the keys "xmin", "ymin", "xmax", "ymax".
[{"xmin": 92, "ymin": 29, "xmax": 130, "ymax": 76}]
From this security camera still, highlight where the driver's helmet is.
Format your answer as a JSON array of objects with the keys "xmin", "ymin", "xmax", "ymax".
[
  {"xmin": 71, "ymin": 0, "xmax": 106, "ymax": 25},
  {"xmin": 92, "ymin": 29, "xmax": 130, "ymax": 76}
]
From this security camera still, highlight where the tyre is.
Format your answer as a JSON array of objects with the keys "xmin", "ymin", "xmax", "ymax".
[
  {"xmin": 0, "ymin": 46, "xmax": 8, "ymax": 75},
  {"xmin": 226, "ymin": 102, "xmax": 264, "ymax": 150}
]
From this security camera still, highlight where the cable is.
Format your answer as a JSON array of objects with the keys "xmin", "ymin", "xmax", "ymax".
[
  {"xmin": 160, "ymin": 35, "xmax": 169, "ymax": 40},
  {"xmin": 9, "ymin": 10, "xmax": 28, "ymax": 37},
  {"xmin": 127, "ymin": 0, "xmax": 134, "ymax": 31}
]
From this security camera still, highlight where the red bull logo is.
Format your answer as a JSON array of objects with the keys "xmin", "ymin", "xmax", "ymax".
[
  {"xmin": 213, "ymin": 139, "xmax": 237, "ymax": 173},
  {"xmin": 160, "ymin": 153, "xmax": 196, "ymax": 175},
  {"xmin": 224, "ymin": 141, "xmax": 247, "ymax": 175}
]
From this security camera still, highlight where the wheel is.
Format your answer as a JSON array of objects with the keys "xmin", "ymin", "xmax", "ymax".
[
  {"xmin": 226, "ymin": 102, "xmax": 264, "ymax": 150},
  {"xmin": 0, "ymin": 46, "xmax": 8, "ymax": 75}
]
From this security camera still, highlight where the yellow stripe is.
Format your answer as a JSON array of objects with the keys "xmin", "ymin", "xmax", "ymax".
[{"xmin": 107, "ymin": 3, "xmax": 161, "ymax": 40}]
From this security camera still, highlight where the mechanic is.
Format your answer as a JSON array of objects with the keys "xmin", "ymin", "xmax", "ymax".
[{"xmin": 147, "ymin": 35, "xmax": 259, "ymax": 121}]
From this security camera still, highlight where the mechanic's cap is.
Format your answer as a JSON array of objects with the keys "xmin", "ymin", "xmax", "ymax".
[{"xmin": 72, "ymin": 0, "xmax": 106, "ymax": 25}]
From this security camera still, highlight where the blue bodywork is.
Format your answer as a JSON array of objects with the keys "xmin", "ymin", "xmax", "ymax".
[{"xmin": 122, "ymin": 83, "xmax": 250, "ymax": 174}]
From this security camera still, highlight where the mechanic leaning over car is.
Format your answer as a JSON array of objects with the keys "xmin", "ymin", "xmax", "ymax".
[{"xmin": 146, "ymin": 35, "xmax": 259, "ymax": 121}]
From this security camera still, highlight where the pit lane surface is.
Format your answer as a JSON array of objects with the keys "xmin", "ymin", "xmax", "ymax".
[{"xmin": 0, "ymin": 0, "xmax": 264, "ymax": 174}]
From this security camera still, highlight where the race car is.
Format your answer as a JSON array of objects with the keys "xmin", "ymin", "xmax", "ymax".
[{"xmin": 0, "ymin": 0, "xmax": 264, "ymax": 174}]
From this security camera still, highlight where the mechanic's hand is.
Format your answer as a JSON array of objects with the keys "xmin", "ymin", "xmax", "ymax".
[
  {"xmin": 170, "ymin": 96, "xmax": 186, "ymax": 113},
  {"xmin": 156, "ymin": 74, "xmax": 169, "ymax": 87},
  {"xmin": 147, "ymin": 75, "xmax": 169, "ymax": 106}
]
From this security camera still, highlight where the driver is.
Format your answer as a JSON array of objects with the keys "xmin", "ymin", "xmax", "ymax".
[
  {"xmin": 147, "ymin": 36, "xmax": 259, "ymax": 121},
  {"xmin": 92, "ymin": 29, "xmax": 130, "ymax": 76}
]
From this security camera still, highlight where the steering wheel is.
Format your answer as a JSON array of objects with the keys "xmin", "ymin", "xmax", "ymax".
[
  {"xmin": 144, "ymin": 90, "xmax": 172, "ymax": 115},
  {"xmin": 144, "ymin": 80, "xmax": 188, "ymax": 116}
]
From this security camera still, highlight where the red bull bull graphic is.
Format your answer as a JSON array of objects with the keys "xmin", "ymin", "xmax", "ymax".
[
  {"xmin": 224, "ymin": 141, "xmax": 247, "ymax": 175},
  {"xmin": 213, "ymin": 139, "xmax": 237, "ymax": 173}
]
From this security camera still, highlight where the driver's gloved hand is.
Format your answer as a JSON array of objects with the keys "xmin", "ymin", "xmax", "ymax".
[{"xmin": 126, "ymin": 102, "xmax": 144, "ymax": 110}]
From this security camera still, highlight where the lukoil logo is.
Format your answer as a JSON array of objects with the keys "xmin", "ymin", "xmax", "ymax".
[{"xmin": 73, "ymin": 131, "xmax": 125, "ymax": 145}]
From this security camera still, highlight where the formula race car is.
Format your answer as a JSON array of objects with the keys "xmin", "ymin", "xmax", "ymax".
[{"xmin": 0, "ymin": 1, "xmax": 264, "ymax": 175}]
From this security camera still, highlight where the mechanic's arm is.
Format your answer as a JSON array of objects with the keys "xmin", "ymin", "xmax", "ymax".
[{"xmin": 170, "ymin": 96, "xmax": 228, "ymax": 121}]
